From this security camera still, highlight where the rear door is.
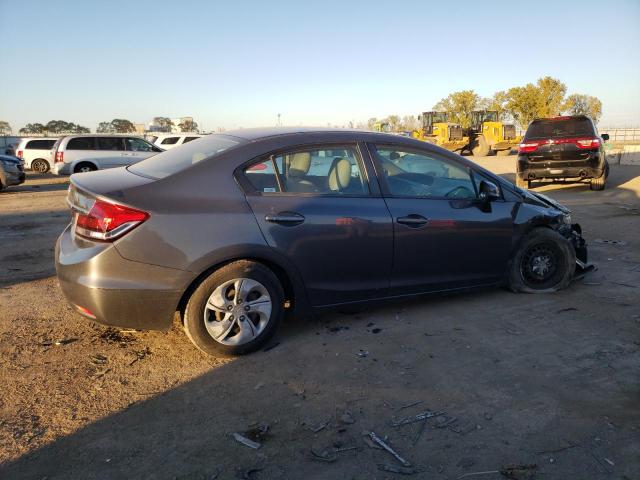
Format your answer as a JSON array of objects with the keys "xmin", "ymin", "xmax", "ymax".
[
  {"xmin": 369, "ymin": 143, "xmax": 515, "ymax": 295},
  {"xmin": 241, "ymin": 143, "xmax": 393, "ymax": 306}
]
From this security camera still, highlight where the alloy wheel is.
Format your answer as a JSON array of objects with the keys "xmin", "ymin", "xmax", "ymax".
[{"xmin": 203, "ymin": 278, "xmax": 272, "ymax": 346}]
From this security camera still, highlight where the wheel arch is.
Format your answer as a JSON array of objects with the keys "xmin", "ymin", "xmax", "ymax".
[
  {"xmin": 73, "ymin": 159, "xmax": 99, "ymax": 172},
  {"xmin": 176, "ymin": 252, "xmax": 310, "ymax": 321}
]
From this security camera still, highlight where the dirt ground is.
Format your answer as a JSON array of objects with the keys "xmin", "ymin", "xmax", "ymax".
[{"xmin": 1, "ymin": 158, "xmax": 639, "ymax": 480}]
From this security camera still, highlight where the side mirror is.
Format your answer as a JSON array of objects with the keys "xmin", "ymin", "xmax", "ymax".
[
  {"xmin": 478, "ymin": 180, "xmax": 500, "ymax": 203},
  {"xmin": 601, "ymin": 133, "xmax": 609, "ymax": 142}
]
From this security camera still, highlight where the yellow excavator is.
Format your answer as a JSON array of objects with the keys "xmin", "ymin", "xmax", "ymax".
[
  {"xmin": 373, "ymin": 121, "xmax": 392, "ymax": 133},
  {"xmin": 412, "ymin": 111, "xmax": 468, "ymax": 152},
  {"xmin": 467, "ymin": 110, "xmax": 520, "ymax": 156}
]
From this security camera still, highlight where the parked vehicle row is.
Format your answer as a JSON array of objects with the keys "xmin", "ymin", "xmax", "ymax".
[{"xmin": 56, "ymin": 128, "xmax": 591, "ymax": 356}]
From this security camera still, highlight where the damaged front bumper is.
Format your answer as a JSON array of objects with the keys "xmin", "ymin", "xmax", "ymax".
[{"xmin": 568, "ymin": 223, "xmax": 597, "ymax": 280}]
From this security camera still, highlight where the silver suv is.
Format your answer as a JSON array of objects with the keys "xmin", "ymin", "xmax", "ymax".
[{"xmin": 51, "ymin": 135, "xmax": 163, "ymax": 175}]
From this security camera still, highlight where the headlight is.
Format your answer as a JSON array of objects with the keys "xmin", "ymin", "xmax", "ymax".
[{"xmin": 561, "ymin": 213, "xmax": 572, "ymax": 225}]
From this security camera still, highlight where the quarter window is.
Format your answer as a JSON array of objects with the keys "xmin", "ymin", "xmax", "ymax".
[
  {"xmin": 244, "ymin": 147, "xmax": 368, "ymax": 195},
  {"xmin": 26, "ymin": 139, "xmax": 56, "ymax": 150},
  {"xmin": 373, "ymin": 146, "xmax": 476, "ymax": 199},
  {"xmin": 161, "ymin": 137, "xmax": 180, "ymax": 145}
]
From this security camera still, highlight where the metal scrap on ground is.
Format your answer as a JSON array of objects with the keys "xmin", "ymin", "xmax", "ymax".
[{"xmin": 365, "ymin": 431, "xmax": 411, "ymax": 467}]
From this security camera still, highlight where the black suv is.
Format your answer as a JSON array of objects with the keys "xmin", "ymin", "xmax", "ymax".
[{"xmin": 517, "ymin": 116, "xmax": 609, "ymax": 190}]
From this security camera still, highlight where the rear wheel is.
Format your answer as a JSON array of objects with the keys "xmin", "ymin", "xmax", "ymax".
[
  {"xmin": 183, "ymin": 260, "xmax": 284, "ymax": 356},
  {"xmin": 471, "ymin": 135, "xmax": 490, "ymax": 157},
  {"xmin": 31, "ymin": 159, "xmax": 50, "ymax": 173},
  {"xmin": 508, "ymin": 228, "xmax": 575, "ymax": 293},
  {"xmin": 74, "ymin": 162, "xmax": 97, "ymax": 173},
  {"xmin": 496, "ymin": 149, "xmax": 512, "ymax": 156}
]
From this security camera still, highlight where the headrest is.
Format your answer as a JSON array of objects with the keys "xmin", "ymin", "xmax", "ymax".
[
  {"xmin": 288, "ymin": 152, "xmax": 311, "ymax": 177},
  {"xmin": 328, "ymin": 158, "xmax": 351, "ymax": 192}
]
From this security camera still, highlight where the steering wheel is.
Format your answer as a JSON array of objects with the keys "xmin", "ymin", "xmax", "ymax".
[{"xmin": 445, "ymin": 186, "xmax": 474, "ymax": 199}]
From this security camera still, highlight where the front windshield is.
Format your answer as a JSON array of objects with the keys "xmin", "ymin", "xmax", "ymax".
[{"xmin": 128, "ymin": 134, "xmax": 242, "ymax": 179}]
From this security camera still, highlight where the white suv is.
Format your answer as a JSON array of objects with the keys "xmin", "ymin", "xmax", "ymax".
[
  {"xmin": 16, "ymin": 138, "xmax": 57, "ymax": 172},
  {"xmin": 52, "ymin": 135, "xmax": 163, "ymax": 175},
  {"xmin": 148, "ymin": 133, "xmax": 204, "ymax": 150}
]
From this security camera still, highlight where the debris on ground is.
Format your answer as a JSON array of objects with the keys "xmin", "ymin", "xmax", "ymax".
[
  {"xmin": 365, "ymin": 431, "xmax": 411, "ymax": 467},
  {"xmin": 129, "ymin": 347, "xmax": 151, "ymax": 366},
  {"xmin": 52, "ymin": 338, "xmax": 79, "ymax": 346},
  {"xmin": 305, "ymin": 420, "xmax": 329, "ymax": 433},
  {"xmin": 398, "ymin": 400, "xmax": 423, "ymax": 410},
  {"xmin": 500, "ymin": 464, "xmax": 538, "ymax": 479},
  {"xmin": 98, "ymin": 328, "xmax": 136, "ymax": 346},
  {"xmin": 340, "ymin": 411, "xmax": 355, "ymax": 425},
  {"xmin": 232, "ymin": 432, "xmax": 261, "ymax": 450},
  {"xmin": 593, "ymin": 239, "xmax": 627, "ymax": 246},
  {"xmin": 356, "ymin": 350, "xmax": 369, "ymax": 358},
  {"xmin": 392, "ymin": 410, "xmax": 444, "ymax": 427},
  {"xmin": 371, "ymin": 328, "xmax": 382, "ymax": 334},
  {"xmin": 412, "ymin": 418, "xmax": 428, "ymax": 445},
  {"xmin": 556, "ymin": 307, "xmax": 578, "ymax": 313},
  {"xmin": 90, "ymin": 354, "xmax": 108, "ymax": 365},
  {"xmin": 310, "ymin": 446, "xmax": 337, "ymax": 463},
  {"xmin": 435, "ymin": 415, "xmax": 458, "ymax": 429},
  {"xmin": 377, "ymin": 463, "xmax": 425, "ymax": 475}
]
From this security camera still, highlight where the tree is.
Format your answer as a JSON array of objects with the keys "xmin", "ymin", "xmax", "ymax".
[
  {"xmin": 153, "ymin": 117, "xmax": 173, "ymax": 132},
  {"xmin": 480, "ymin": 90, "xmax": 510, "ymax": 121},
  {"xmin": 0, "ymin": 121, "xmax": 12, "ymax": 134},
  {"xmin": 178, "ymin": 119, "xmax": 198, "ymax": 132},
  {"xmin": 563, "ymin": 94, "xmax": 603, "ymax": 122},
  {"xmin": 433, "ymin": 90, "xmax": 481, "ymax": 128},
  {"xmin": 44, "ymin": 120, "xmax": 90, "ymax": 134},
  {"xmin": 19, "ymin": 123, "xmax": 46, "ymax": 134},
  {"xmin": 400, "ymin": 115, "xmax": 420, "ymax": 131},
  {"xmin": 97, "ymin": 121, "xmax": 115, "ymax": 133},
  {"xmin": 505, "ymin": 83, "xmax": 544, "ymax": 128},
  {"xmin": 366, "ymin": 117, "xmax": 378, "ymax": 131},
  {"xmin": 536, "ymin": 76, "xmax": 567, "ymax": 117},
  {"xmin": 110, "ymin": 119, "xmax": 136, "ymax": 133}
]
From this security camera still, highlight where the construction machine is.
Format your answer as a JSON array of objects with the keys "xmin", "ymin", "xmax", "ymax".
[
  {"xmin": 373, "ymin": 121, "xmax": 392, "ymax": 133},
  {"xmin": 467, "ymin": 110, "xmax": 520, "ymax": 156},
  {"xmin": 412, "ymin": 111, "xmax": 468, "ymax": 152}
]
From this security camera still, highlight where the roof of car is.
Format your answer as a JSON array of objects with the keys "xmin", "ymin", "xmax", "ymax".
[{"xmin": 222, "ymin": 127, "xmax": 405, "ymax": 142}]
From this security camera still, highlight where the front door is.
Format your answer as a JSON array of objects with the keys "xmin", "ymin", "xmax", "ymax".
[
  {"xmin": 369, "ymin": 144, "xmax": 515, "ymax": 295},
  {"xmin": 124, "ymin": 137, "xmax": 161, "ymax": 166},
  {"xmin": 242, "ymin": 144, "xmax": 393, "ymax": 306}
]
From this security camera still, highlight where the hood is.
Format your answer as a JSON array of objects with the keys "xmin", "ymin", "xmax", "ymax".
[{"xmin": 519, "ymin": 188, "xmax": 571, "ymax": 214}]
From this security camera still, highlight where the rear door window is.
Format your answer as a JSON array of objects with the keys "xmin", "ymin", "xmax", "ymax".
[
  {"xmin": 26, "ymin": 139, "xmax": 56, "ymax": 150},
  {"xmin": 525, "ymin": 117, "xmax": 595, "ymax": 139},
  {"xmin": 243, "ymin": 147, "xmax": 369, "ymax": 195},
  {"xmin": 161, "ymin": 137, "xmax": 180, "ymax": 145},
  {"xmin": 96, "ymin": 137, "xmax": 125, "ymax": 151},
  {"xmin": 66, "ymin": 137, "xmax": 96, "ymax": 150}
]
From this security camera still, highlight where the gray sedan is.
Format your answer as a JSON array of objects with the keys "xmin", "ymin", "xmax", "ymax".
[{"xmin": 56, "ymin": 128, "xmax": 591, "ymax": 356}]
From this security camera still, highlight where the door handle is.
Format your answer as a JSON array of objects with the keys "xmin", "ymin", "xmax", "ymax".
[
  {"xmin": 397, "ymin": 214, "xmax": 429, "ymax": 227},
  {"xmin": 265, "ymin": 212, "xmax": 305, "ymax": 225}
]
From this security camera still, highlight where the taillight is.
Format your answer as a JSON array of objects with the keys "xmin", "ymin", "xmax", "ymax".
[
  {"xmin": 74, "ymin": 198, "xmax": 149, "ymax": 241},
  {"xmin": 575, "ymin": 138, "xmax": 601, "ymax": 149},
  {"xmin": 518, "ymin": 141, "xmax": 542, "ymax": 153},
  {"xmin": 55, "ymin": 151, "xmax": 64, "ymax": 163},
  {"xmin": 17, "ymin": 150, "xmax": 23, "ymax": 158}
]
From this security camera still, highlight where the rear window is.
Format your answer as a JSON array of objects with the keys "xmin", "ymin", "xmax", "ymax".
[
  {"xmin": 525, "ymin": 117, "xmax": 595, "ymax": 140},
  {"xmin": 26, "ymin": 139, "xmax": 56, "ymax": 150},
  {"xmin": 128, "ymin": 134, "xmax": 242, "ymax": 179},
  {"xmin": 66, "ymin": 137, "xmax": 96, "ymax": 150}
]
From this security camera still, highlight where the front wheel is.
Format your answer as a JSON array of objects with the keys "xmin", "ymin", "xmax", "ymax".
[
  {"xmin": 508, "ymin": 228, "xmax": 576, "ymax": 293},
  {"xmin": 183, "ymin": 260, "xmax": 284, "ymax": 356}
]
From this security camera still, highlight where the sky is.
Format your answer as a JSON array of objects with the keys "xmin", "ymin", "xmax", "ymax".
[{"xmin": 1, "ymin": 0, "xmax": 639, "ymax": 132}]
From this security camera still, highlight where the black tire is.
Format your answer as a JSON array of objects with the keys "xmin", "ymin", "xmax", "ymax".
[
  {"xmin": 515, "ymin": 175, "xmax": 529, "ymax": 189},
  {"xmin": 589, "ymin": 172, "xmax": 606, "ymax": 191},
  {"xmin": 472, "ymin": 135, "xmax": 490, "ymax": 157},
  {"xmin": 496, "ymin": 149, "xmax": 512, "ymax": 156},
  {"xmin": 31, "ymin": 159, "xmax": 50, "ymax": 173},
  {"xmin": 74, "ymin": 162, "xmax": 97, "ymax": 173},
  {"xmin": 508, "ymin": 228, "xmax": 576, "ymax": 294},
  {"xmin": 183, "ymin": 260, "xmax": 284, "ymax": 356}
]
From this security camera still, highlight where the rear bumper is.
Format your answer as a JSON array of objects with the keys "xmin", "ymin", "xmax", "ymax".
[
  {"xmin": 517, "ymin": 156, "xmax": 604, "ymax": 180},
  {"xmin": 55, "ymin": 225, "xmax": 194, "ymax": 330}
]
